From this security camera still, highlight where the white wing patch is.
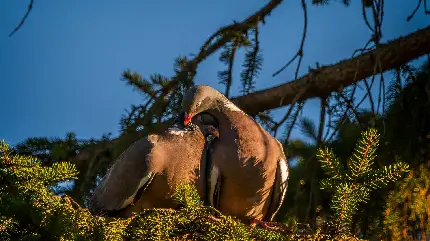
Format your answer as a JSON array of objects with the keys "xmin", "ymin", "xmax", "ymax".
[
  {"xmin": 118, "ymin": 172, "xmax": 154, "ymax": 209},
  {"xmin": 208, "ymin": 165, "xmax": 220, "ymax": 207},
  {"xmin": 275, "ymin": 139, "xmax": 289, "ymax": 204},
  {"xmin": 278, "ymin": 158, "xmax": 289, "ymax": 206}
]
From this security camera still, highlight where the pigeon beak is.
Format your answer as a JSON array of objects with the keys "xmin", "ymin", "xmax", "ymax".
[{"xmin": 184, "ymin": 113, "xmax": 193, "ymax": 126}]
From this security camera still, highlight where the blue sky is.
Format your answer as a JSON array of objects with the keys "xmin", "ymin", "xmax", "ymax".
[{"xmin": 0, "ymin": 0, "xmax": 428, "ymax": 146}]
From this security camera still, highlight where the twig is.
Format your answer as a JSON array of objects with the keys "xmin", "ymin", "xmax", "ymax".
[
  {"xmin": 270, "ymin": 0, "xmax": 308, "ymax": 137},
  {"xmin": 323, "ymin": 104, "xmax": 333, "ymax": 141},
  {"xmin": 407, "ymin": 0, "xmax": 423, "ymax": 21},
  {"xmin": 361, "ymin": 0, "xmax": 374, "ymax": 32},
  {"xmin": 352, "ymin": 1, "xmax": 384, "ymax": 114},
  {"xmin": 376, "ymin": 60, "xmax": 385, "ymax": 116},
  {"xmin": 425, "ymin": 0, "xmax": 430, "ymax": 14},
  {"xmin": 283, "ymin": 102, "xmax": 305, "ymax": 144},
  {"xmin": 355, "ymin": 59, "xmax": 379, "ymax": 112},
  {"xmin": 371, "ymin": 0, "xmax": 384, "ymax": 44},
  {"xmin": 325, "ymin": 35, "xmax": 376, "ymax": 142},
  {"xmin": 272, "ymin": 87, "xmax": 308, "ymax": 136},
  {"xmin": 362, "ymin": 77, "xmax": 376, "ymax": 113},
  {"xmin": 317, "ymin": 98, "xmax": 327, "ymax": 147},
  {"xmin": 351, "ymin": 39, "xmax": 374, "ymax": 58},
  {"xmin": 219, "ymin": 40, "xmax": 240, "ymax": 98},
  {"xmin": 272, "ymin": 0, "xmax": 307, "ymax": 78},
  {"xmin": 9, "ymin": 0, "xmax": 34, "ymax": 37},
  {"xmin": 273, "ymin": 104, "xmax": 295, "ymax": 137}
]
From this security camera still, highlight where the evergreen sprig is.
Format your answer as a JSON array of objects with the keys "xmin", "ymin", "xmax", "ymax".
[
  {"xmin": 240, "ymin": 26, "xmax": 263, "ymax": 95},
  {"xmin": 317, "ymin": 128, "xmax": 409, "ymax": 232}
]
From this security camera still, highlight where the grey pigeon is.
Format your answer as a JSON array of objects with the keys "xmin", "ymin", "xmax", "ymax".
[
  {"xmin": 89, "ymin": 112, "xmax": 218, "ymax": 218},
  {"xmin": 182, "ymin": 85, "xmax": 289, "ymax": 225}
]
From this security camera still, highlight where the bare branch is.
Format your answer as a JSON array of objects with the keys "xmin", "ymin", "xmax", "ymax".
[{"xmin": 9, "ymin": 0, "xmax": 34, "ymax": 37}]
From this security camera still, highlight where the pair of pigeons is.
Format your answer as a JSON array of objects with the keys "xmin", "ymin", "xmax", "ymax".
[{"xmin": 90, "ymin": 85, "xmax": 289, "ymax": 226}]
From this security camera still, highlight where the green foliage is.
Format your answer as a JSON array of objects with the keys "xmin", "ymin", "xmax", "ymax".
[
  {"xmin": 2, "ymin": 140, "xmax": 365, "ymax": 240},
  {"xmin": 317, "ymin": 128, "xmax": 409, "ymax": 232},
  {"xmin": 384, "ymin": 164, "xmax": 430, "ymax": 240},
  {"xmin": 14, "ymin": 132, "xmax": 96, "ymax": 166}
]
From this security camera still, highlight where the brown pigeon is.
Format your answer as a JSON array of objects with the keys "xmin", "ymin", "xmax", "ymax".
[
  {"xmin": 89, "ymin": 112, "xmax": 218, "ymax": 218},
  {"xmin": 182, "ymin": 85, "xmax": 289, "ymax": 225}
]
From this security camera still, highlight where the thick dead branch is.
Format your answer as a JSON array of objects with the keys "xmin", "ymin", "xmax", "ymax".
[{"xmin": 231, "ymin": 25, "xmax": 430, "ymax": 115}]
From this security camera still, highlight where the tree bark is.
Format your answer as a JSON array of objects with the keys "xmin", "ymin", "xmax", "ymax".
[{"xmin": 231, "ymin": 25, "xmax": 430, "ymax": 115}]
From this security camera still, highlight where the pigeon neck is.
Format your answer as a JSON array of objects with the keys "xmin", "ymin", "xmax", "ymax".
[{"xmin": 206, "ymin": 98, "xmax": 247, "ymax": 133}]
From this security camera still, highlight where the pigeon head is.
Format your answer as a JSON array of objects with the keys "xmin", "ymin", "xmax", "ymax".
[
  {"xmin": 182, "ymin": 85, "xmax": 226, "ymax": 126},
  {"xmin": 171, "ymin": 110, "xmax": 219, "ymax": 137}
]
